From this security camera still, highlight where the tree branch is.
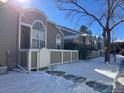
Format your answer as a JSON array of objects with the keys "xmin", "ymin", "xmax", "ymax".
[
  {"xmin": 110, "ymin": 19, "xmax": 124, "ymax": 31},
  {"xmin": 71, "ymin": 1, "xmax": 105, "ymax": 29}
]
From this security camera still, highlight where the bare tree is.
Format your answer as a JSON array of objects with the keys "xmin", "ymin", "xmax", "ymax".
[{"xmin": 55, "ymin": 0, "xmax": 124, "ymax": 63}]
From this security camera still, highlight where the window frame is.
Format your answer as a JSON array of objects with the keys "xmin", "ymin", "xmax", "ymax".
[
  {"xmin": 31, "ymin": 20, "xmax": 46, "ymax": 49},
  {"xmin": 56, "ymin": 34, "xmax": 62, "ymax": 49}
]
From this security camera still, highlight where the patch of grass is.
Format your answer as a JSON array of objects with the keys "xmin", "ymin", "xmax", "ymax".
[
  {"xmin": 63, "ymin": 74, "xmax": 77, "ymax": 80},
  {"xmin": 74, "ymin": 76, "xmax": 87, "ymax": 83},
  {"xmin": 85, "ymin": 81, "xmax": 113, "ymax": 93},
  {"xmin": 45, "ymin": 70, "xmax": 66, "ymax": 76},
  {"xmin": 39, "ymin": 67, "xmax": 49, "ymax": 71}
]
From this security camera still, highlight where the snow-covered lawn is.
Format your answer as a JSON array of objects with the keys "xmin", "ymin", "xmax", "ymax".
[
  {"xmin": 0, "ymin": 71, "xmax": 100, "ymax": 93},
  {"xmin": 53, "ymin": 57, "xmax": 120, "ymax": 85},
  {"xmin": 0, "ymin": 56, "xmax": 121, "ymax": 93}
]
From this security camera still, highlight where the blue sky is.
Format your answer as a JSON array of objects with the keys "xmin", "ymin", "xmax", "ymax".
[{"xmin": 14, "ymin": 0, "xmax": 124, "ymax": 39}]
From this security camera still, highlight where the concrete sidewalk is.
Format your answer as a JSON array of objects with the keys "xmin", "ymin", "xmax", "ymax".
[{"xmin": 113, "ymin": 58, "xmax": 124, "ymax": 93}]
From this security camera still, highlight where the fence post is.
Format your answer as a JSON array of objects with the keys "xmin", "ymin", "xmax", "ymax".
[
  {"xmin": 71, "ymin": 51, "xmax": 73, "ymax": 62},
  {"xmin": 27, "ymin": 50, "xmax": 31, "ymax": 72},
  {"xmin": 62, "ymin": 50, "xmax": 64, "ymax": 64},
  {"xmin": 37, "ymin": 50, "xmax": 40, "ymax": 71}
]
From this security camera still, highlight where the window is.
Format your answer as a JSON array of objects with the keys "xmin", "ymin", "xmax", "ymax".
[
  {"xmin": 56, "ymin": 34, "xmax": 61, "ymax": 49},
  {"xmin": 32, "ymin": 21, "xmax": 45, "ymax": 48},
  {"xmin": 21, "ymin": 25, "xmax": 30, "ymax": 49}
]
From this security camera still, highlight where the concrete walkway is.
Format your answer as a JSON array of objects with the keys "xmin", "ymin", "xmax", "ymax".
[{"xmin": 113, "ymin": 58, "xmax": 124, "ymax": 93}]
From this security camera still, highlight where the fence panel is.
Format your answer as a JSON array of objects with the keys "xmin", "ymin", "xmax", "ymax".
[
  {"xmin": 63, "ymin": 52, "xmax": 71, "ymax": 63},
  {"xmin": 72, "ymin": 52, "xmax": 79, "ymax": 61},
  {"xmin": 50, "ymin": 51, "xmax": 62, "ymax": 64},
  {"xmin": 49, "ymin": 49, "xmax": 79, "ymax": 65},
  {"xmin": 20, "ymin": 51, "xmax": 28, "ymax": 68},
  {"xmin": 19, "ymin": 48, "xmax": 79, "ymax": 72}
]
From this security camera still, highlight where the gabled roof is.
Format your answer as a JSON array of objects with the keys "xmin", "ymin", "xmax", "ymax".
[
  {"xmin": 64, "ymin": 35, "xmax": 79, "ymax": 40},
  {"xmin": 57, "ymin": 25, "xmax": 80, "ymax": 35}
]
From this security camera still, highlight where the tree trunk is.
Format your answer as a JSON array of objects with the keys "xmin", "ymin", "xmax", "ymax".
[{"xmin": 103, "ymin": 29, "xmax": 111, "ymax": 63}]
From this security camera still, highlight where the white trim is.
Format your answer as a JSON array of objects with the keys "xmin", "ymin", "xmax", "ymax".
[
  {"xmin": 62, "ymin": 51, "xmax": 64, "ymax": 64},
  {"xmin": 27, "ymin": 50, "xmax": 31, "ymax": 72},
  {"xmin": 71, "ymin": 51, "xmax": 72, "ymax": 62},
  {"xmin": 56, "ymin": 25, "xmax": 64, "ymax": 49},
  {"xmin": 21, "ymin": 22, "xmax": 32, "ymax": 27},
  {"xmin": 18, "ymin": 14, "xmax": 21, "ymax": 65},
  {"xmin": 56, "ymin": 27, "xmax": 64, "ymax": 36},
  {"xmin": 56, "ymin": 34, "xmax": 62, "ymax": 49},
  {"xmin": 58, "ymin": 26, "xmax": 79, "ymax": 35},
  {"xmin": 45, "ymin": 18, "xmax": 48, "ymax": 48},
  {"xmin": 31, "ymin": 20, "xmax": 46, "ymax": 31},
  {"xmin": 20, "ymin": 49, "xmax": 78, "ymax": 53},
  {"xmin": 49, "ymin": 49, "xmax": 78, "ymax": 52}
]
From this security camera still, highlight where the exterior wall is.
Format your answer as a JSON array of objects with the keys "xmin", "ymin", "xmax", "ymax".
[
  {"xmin": 0, "ymin": 3, "xmax": 19, "ymax": 68},
  {"xmin": 47, "ymin": 22, "xmax": 64, "ymax": 49},
  {"xmin": 20, "ymin": 9, "xmax": 47, "ymax": 49},
  {"xmin": 21, "ymin": 9, "xmax": 47, "ymax": 26}
]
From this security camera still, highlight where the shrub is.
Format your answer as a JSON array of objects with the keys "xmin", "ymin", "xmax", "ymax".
[{"xmin": 64, "ymin": 42, "xmax": 98, "ymax": 59}]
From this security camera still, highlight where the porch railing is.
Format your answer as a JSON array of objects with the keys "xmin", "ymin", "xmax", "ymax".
[{"xmin": 19, "ymin": 48, "xmax": 79, "ymax": 72}]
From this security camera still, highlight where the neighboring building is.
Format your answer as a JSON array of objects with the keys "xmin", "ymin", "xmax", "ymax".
[
  {"xmin": 58, "ymin": 25, "xmax": 97, "ymax": 46},
  {"xmin": 0, "ymin": 3, "xmax": 64, "ymax": 68}
]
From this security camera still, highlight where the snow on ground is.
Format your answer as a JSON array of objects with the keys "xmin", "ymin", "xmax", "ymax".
[
  {"xmin": 53, "ymin": 57, "xmax": 120, "ymax": 85},
  {"xmin": 0, "ymin": 71, "xmax": 99, "ymax": 93},
  {"xmin": 0, "ymin": 56, "xmax": 121, "ymax": 93}
]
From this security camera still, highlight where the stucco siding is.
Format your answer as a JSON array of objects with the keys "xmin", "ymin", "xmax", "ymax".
[
  {"xmin": 47, "ymin": 22, "xmax": 64, "ymax": 49},
  {"xmin": 0, "ymin": 4, "xmax": 19, "ymax": 67}
]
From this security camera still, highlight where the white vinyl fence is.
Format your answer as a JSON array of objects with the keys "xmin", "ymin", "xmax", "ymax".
[{"xmin": 19, "ymin": 48, "xmax": 79, "ymax": 72}]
